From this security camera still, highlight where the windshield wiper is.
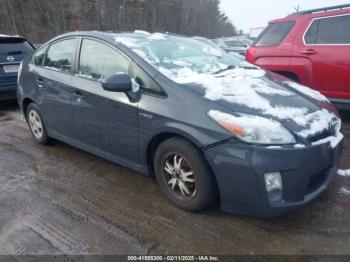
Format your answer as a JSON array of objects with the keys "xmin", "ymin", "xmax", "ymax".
[{"xmin": 213, "ymin": 65, "xmax": 236, "ymax": 74}]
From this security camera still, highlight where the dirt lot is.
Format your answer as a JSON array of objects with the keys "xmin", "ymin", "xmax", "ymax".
[{"xmin": 0, "ymin": 100, "xmax": 349, "ymax": 255}]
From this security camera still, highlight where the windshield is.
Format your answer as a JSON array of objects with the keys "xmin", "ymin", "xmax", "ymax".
[
  {"xmin": 212, "ymin": 39, "xmax": 228, "ymax": 48},
  {"xmin": 116, "ymin": 35, "xmax": 241, "ymax": 74}
]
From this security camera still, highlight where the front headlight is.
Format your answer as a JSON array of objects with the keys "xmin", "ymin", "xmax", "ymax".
[{"xmin": 208, "ymin": 110, "xmax": 296, "ymax": 145}]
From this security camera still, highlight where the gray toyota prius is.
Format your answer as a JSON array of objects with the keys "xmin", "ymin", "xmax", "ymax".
[{"xmin": 17, "ymin": 31, "xmax": 344, "ymax": 216}]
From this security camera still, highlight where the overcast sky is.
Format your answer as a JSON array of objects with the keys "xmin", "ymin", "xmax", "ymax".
[{"xmin": 220, "ymin": 0, "xmax": 350, "ymax": 32}]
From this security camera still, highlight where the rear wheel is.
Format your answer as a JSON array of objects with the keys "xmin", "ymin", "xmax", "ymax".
[
  {"xmin": 154, "ymin": 137, "xmax": 218, "ymax": 211},
  {"xmin": 26, "ymin": 103, "xmax": 50, "ymax": 145}
]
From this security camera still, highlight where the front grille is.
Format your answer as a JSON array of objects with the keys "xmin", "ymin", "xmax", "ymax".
[{"xmin": 307, "ymin": 130, "xmax": 331, "ymax": 143}]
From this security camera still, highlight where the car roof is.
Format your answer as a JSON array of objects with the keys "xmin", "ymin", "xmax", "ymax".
[
  {"xmin": 49, "ymin": 30, "xmax": 192, "ymax": 43},
  {"xmin": 0, "ymin": 34, "xmax": 27, "ymax": 41},
  {"xmin": 269, "ymin": 4, "xmax": 350, "ymax": 23}
]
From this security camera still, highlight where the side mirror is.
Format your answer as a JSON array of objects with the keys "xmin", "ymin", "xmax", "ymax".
[{"xmin": 102, "ymin": 73, "xmax": 132, "ymax": 92}]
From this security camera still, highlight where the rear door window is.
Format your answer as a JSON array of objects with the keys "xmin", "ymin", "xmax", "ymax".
[
  {"xmin": 254, "ymin": 21, "xmax": 295, "ymax": 46},
  {"xmin": 315, "ymin": 15, "xmax": 350, "ymax": 44},
  {"xmin": 44, "ymin": 38, "xmax": 77, "ymax": 73},
  {"xmin": 304, "ymin": 20, "xmax": 319, "ymax": 44},
  {"xmin": 78, "ymin": 38, "xmax": 130, "ymax": 81}
]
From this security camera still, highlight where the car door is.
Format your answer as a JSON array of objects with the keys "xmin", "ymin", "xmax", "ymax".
[
  {"xmin": 298, "ymin": 14, "xmax": 350, "ymax": 100},
  {"xmin": 72, "ymin": 37, "xmax": 139, "ymax": 162},
  {"xmin": 33, "ymin": 38, "xmax": 77, "ymax": 139}
]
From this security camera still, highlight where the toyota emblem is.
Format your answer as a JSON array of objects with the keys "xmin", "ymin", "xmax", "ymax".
[{"xmin": 6, "ymin": 56, "xmax": 15, "ymax": 62}]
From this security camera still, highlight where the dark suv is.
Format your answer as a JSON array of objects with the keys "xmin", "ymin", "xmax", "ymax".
[
  {"xmin": 246, "ymin": 4, "xmax": 350, "ymax": 109},
  {"xmin": 0, "ymin": 35, "xmax": 34, "ymax": 100}
]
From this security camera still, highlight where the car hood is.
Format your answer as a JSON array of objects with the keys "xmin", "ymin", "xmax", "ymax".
[{"xmin": 175, "ymin": 67, "xmax": 340, "ymax": 140}]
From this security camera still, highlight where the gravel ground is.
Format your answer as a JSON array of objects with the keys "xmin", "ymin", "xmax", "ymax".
[{"xmin": 0, "ymin": 100, "xmax": 349, "ymax": 255}]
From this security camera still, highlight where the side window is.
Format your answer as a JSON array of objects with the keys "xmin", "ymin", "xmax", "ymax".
[
  {"xmin": 79, "ymin": 39, "xmax": 129, "ymax": 81},
  {"xmin": 33, "ymin": 47, "xmax": 46, "ymax": 66},
  {"xmin": 254, "ymin": 21, "xmax": 295, "ymax": 47},
  {"xmin": 316, "ymin": 15, "xmax": 350, "ymax": 44},
  {"xmin": 132, "ymin": 64, "xmax": 164, "ymax": 95},
  {"xmin": 304, "ymin": 20, "xmax": 319, "ymax": 44},
  {"xmin": 44, "ymin": 38, "xmax": 76, "ymax": 73}
]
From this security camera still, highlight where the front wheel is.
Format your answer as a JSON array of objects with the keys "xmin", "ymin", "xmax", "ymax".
[
  {"xmin": 154, "ymin": 137, "xmax": 218, "ymax": 211},
  {"xmin": 26, "ymin": 103, "xmax": 50, "ymax": 145}
]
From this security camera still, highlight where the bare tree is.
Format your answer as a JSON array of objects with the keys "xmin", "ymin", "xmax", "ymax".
[{"xmin": 0, "ymin": 0, "xmax": 237, "ymax": 43}]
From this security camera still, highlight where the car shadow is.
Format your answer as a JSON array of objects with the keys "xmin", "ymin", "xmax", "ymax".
[{"xmin": 0, "ymin": 99, "xmax": 19, "ymax": 113}]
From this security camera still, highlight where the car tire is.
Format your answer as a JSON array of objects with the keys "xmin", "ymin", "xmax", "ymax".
[
  {"xmin": 26, "ymin": 103, "xmax": 50, "ymax": 145},
  {"xmin": 154, "ymin": 137, "xmax": 218, "ymax": 211}
]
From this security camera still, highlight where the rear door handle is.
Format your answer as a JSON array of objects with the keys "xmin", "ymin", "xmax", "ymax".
[{"xmin": 301, "ymin": 49, "xmax": 317, "ymax": 55}]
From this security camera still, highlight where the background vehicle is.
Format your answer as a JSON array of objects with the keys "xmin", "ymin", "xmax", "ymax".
[
  {"xmin": 213, "ymin": 37, "xmax": 252, "ymax": 56},
  {"xmin": 18, "ymin": 31, "xmax": 343, "ymax": 217},
  {"xmin": 0, "ymin": 34, "xmax": 34, "ymax": 101},
  {"xmin": 193, "ymin": 36, "xmax": 246, "ymax": 61},
  {"xmin": 246, "ymin": 4, "xmax": 350, "ymax": 109}
]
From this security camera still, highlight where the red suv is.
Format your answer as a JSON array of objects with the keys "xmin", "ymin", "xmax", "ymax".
[{"xmin": 246, "ymin": 4, "xmax": 350, "ymax": 109}]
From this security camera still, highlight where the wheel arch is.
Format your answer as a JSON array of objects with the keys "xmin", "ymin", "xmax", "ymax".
[
  {"xmin": 274, "ymin": 71, "xmax": 300, "ymax": 82},
  {"xmin": 146, "ymin": 131, "xmax": 221, "ymax": 205},
  {"xmin": 146, "ymin": 132, "xmax": 199, "ymax": 175},
  {"xmin": 22, "ymin": 97, "xmax": 34, "ymax": 119}
]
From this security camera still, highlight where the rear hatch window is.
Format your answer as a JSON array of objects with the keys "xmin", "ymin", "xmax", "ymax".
[
  {"xmin": 0, "ymin": 37, "xmax": 34, "ymax": 56},
  {"xmin": 253, "ymin": 21, "xmax": 295, "ymax": 47}
]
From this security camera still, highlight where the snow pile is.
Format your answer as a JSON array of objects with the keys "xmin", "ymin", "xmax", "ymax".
[
  {"xmin": 284, "ymin": 81, "xmax": 329, "ymax": 103},
  {"xmin": 115, "ymin": 37, "xmax": 140, "ymax": 48},
  {"xmin": 134, "ymin": 30, "xmax": 151, "ymax": 36},
  {"xmin": 338, "ymin": 169, "xmax": 350, "ymax": 177}
]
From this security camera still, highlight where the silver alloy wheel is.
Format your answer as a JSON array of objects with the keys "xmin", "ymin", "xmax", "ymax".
[
  {"xmin": 163, "ymin": 154, "xmax": 197, "ymax": 198},
  {"xmin": 28, "ymin": 110, "xmax": 43, "ymax": 140}
]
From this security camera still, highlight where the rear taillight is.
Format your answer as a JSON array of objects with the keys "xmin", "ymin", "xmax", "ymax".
[{"xmin": 245, "ymin": 47, "xmax": 256, "ymax": 63}]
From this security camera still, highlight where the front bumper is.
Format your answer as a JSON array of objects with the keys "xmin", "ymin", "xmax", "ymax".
[{"xmin": 204, "ymin": 138, "xmax": 343, "ymax": 217}]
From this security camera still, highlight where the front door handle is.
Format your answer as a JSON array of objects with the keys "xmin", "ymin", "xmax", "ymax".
[
  {"xmin": 301, "ymin": 49, "xmax": 317, "ymax": 55},
  {"xmin": 73, "ymin": 90, "xmax": 84, "ymax": 104},
  {"xmin": 73, "ymin": 90, "xmax": 84, "ymax": 98}
]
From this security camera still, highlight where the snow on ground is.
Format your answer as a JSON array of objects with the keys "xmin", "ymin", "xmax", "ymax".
[
  {"xmin": 338, "ymin": 169, "xmax": 350, "ymax": 177},
  {"xmin": 338, "ymin": 187, "xmax": 350, "ymax": 195}
]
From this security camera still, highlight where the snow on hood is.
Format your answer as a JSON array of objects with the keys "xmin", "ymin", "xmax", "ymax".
[
  {"xmin": 115, "ymin": 33, "xmax": 342, "ymax": 140},
  {"xmin": 283, "ymin": 81, "xmax": 329, "ymax": 103}
]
